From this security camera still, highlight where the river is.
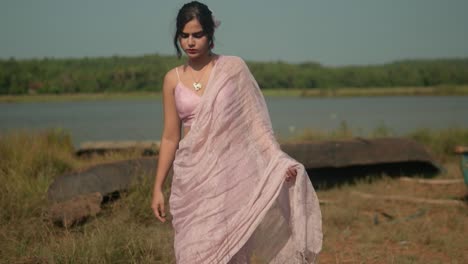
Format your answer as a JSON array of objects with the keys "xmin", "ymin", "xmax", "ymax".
[{"xmin": 1, "ymin": 96, "xmax": 467, "ymax": 147}]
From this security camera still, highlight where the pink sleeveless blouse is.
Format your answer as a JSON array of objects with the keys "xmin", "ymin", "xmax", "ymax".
[{"xmin": 174, "ymin": 68, "xmax": 201, "ymax": 127}]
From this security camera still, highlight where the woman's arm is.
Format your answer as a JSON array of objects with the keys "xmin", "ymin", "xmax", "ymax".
[{"xmin": 152, "ymin": 69, "xmax": 181, "ymax": 222}]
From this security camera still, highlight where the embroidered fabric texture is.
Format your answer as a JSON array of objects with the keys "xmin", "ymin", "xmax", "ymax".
[{"xmin": 169, "ymin": 55, "xmax": 322, "ymax": 263}]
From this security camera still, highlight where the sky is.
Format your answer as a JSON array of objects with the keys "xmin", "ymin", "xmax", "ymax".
[{"xmin": 1, "ymin": 0, "xmax": 468, "ymax": 66}]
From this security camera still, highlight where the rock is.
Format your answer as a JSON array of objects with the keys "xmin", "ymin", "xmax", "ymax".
[
  {"xmin": 47, "ymin": 157, "xmax": 158, "ymax": 202},
  {"xmin": 48, "ymin": 192, "xmax": 102, "ymax": 228}
]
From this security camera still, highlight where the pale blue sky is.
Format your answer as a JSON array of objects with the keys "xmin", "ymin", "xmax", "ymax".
[{"xmin": 1, "ymin": 0, "xmax": 467, "ymax": 65}]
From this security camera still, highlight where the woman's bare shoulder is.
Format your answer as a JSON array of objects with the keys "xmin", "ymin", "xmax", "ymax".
[{"xmin": 163, "ymin": 66, "xmax": 182, "ymax": 90}]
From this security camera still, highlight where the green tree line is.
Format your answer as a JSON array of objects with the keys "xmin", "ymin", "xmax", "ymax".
[{"xmin": 1, "ymin": 54, "xmax": 468, "ymax": 95}]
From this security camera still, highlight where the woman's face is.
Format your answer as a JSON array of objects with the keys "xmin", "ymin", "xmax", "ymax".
[{"xmin": 179, "ymin": 19, "xmax": 210, "ymax": 60}]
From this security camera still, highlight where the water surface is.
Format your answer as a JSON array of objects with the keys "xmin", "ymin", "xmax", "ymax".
[{"xmin": 1, "ymin": 96, "xmax": 467, "ymax": 147}]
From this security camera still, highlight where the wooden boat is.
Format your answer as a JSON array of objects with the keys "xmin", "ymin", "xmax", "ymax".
[{"xmin": 50, "ymin": 137, "xmax": 441, "ymax": 202}]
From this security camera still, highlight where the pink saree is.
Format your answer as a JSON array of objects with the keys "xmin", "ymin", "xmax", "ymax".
[{"xmin": 169, "ymin": 55, "xmax": 322, "ymax": 263}]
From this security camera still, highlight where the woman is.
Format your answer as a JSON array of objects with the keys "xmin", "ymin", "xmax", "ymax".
[{"xmin": 152, "ymin": 2, "xmax": 322, "ymax": 263}]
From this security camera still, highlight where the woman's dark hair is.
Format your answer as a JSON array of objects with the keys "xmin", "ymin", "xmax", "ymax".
[{"xmin": 173, "ymin": 1, "xmax": 215, "ymax": 58}]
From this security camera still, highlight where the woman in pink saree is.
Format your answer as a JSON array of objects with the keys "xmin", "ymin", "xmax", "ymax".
[{"xmin": 152, "ymin": 2, "xmax": 322, "ymax": 263}]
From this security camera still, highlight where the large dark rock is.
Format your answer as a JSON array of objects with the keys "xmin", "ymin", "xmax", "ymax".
[
  {"xmin": 48, "ymin": 157, "xmax": 158, "ymax": 202},
  {"xmin": 48, "ymin": 192, "xmax": 102, "ymax": 228}
]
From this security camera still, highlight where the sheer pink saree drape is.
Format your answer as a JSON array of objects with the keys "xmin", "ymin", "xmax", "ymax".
[{"xmin": 169, "ymin": 55, "xmax": 322, "ymax": 264}]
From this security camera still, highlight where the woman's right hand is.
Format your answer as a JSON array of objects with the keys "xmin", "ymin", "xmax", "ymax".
[{"xmin": 152, "ymin": 189, "xmax": 166, "ymax": 222}]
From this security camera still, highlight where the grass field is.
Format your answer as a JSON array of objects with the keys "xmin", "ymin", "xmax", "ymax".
[
  {"xmin": 1, "ymin": 85, "xmax": 468, "ymax": 103},
  {"xmin": 0, "ymin": 128, "xmax": 467, "ymax": 263}
]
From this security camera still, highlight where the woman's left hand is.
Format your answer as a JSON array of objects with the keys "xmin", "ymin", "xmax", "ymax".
[{"xmin": 285, "ymin": 166, "xmax": 297, "ymax": 182}]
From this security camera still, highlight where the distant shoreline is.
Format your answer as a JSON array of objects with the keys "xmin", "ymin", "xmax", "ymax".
[{"xmin": 1, "ymin": 86, "xmax": 468, "ymax": 103}]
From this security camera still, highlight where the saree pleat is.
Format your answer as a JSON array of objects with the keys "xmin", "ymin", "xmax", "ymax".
[{"xmin": 170, "ymin": 55, "xmax": 322, "ymax": 264}]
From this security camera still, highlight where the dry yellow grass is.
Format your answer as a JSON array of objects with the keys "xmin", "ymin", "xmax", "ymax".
[
  {"xmin": 317, "ymin": 170, "xmax": 467, "ymax": 263},
  {"xmin": 0, "ymin": 129, "xmax": 467, "ymax": 263}
]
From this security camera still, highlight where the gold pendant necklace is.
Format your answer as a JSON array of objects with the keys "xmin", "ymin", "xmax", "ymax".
[
  {"xmin": 188, "ymin": 61, "xmax": 209, "ymax": 91},
  {"xmin": 193, "ymin": 82, "xmax": 202, "ymax": 91}
]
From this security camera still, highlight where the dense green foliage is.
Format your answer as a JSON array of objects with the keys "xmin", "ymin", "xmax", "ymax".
[{"xmin": 1, "ymin": 54, "xmax": 468, "ymax": 94}]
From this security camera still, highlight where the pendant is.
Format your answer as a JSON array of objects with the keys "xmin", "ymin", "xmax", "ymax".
[{"xmin": 193, "ymin": 82, "xmax": 202, "ymax": 91}]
